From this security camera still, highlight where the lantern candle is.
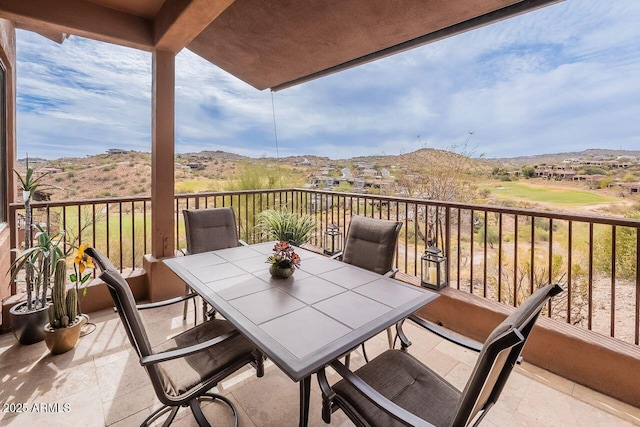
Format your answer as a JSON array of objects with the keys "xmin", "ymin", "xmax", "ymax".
[{"xmin": 428, "ymin": 266, "xmax": 437, "ymax": 284}]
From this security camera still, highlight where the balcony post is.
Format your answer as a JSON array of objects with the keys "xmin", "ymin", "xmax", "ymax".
[{"xmin": 151, "ymin": 48, "xmax": 175, "ymax": 258}]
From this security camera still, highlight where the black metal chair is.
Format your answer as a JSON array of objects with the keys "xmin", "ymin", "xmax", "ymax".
[
  {"xmin": 87, "ymin": 247, "xmax": 264, "ymax": 426},
  {"xmin": 332, "ymin": 215, "xmax": 403, "ymax": 357},
  {"xmin": 318, "ymin": 283, "xmax": 563, "ymax": 427},
  {"xmin": 181, "ymin": 207, "xmax": 247, "ymax": 322}
]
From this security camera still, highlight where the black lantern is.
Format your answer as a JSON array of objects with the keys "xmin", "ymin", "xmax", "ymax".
[
  {"xmin": 421, "ymin": 242, "xmax": 447, "ymax": 289},
  {"xmin": 323, "ymin": 224, "xmax": 343, "ymax": 256}
]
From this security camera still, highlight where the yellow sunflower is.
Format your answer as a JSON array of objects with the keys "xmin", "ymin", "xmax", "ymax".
[{"xmin": 74, "ymin": 244, "xmax": 95, "ymax": 274}]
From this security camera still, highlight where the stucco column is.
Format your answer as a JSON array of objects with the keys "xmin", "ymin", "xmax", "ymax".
[{"xmin": 151, "ymin": 49, "xmax": 175, "ymax": 258}]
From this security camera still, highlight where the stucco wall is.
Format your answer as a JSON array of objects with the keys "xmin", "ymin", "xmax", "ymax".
[{"xmin": 0, "ymin": 225, "xmax": 10, "ymax": 305}]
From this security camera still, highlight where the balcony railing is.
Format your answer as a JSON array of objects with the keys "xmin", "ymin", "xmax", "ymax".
[{"xmin": 9, "ymin": 188, "xmax": 640, "ymax": 346}]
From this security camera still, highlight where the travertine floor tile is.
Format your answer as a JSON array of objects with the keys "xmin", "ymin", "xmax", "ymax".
[
  {"xmin": 96, "ymin": 353, "xmax": 149, "ymax": 403},
  {"xmin": 516, "ymin": 361, "xmax": 576, "ymax": 395},
  {"xmin": 3, "ymin": 384, "xmax": 104, "ymax": 426},
  {"xmin": 102, "ymin": 383, "xmax": 158, "ymax": 425},
  {"xmin": 513, "ymin": 380, "xmax": 637, "ymax": 427},
  {"xmin": 1, "ymin": 305, "xmax": 637, "ymax": 426},
  {"xmin": 572, "ymin": 383, "xmax": 640, "ymax": 426}
]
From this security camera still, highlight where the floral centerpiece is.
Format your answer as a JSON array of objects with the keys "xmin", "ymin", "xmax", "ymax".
[{"xmin": 266, "ymin": 241, "xmax": 300, "ymax": 279}]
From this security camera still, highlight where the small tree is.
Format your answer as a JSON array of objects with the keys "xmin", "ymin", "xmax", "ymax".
[{"xmin": 521, "ymin": 166, "xmax": 535, "ymax": 178}]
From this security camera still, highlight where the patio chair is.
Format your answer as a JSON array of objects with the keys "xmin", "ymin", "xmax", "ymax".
[
  {"xmin": 87, "ymin": 247, "xmax": 264, "ymax": 427},
  {"xmin": 332, "ymin": 215, "xmax": 402, "ymax": 357},
  {"xmin": 182, "ymin": 207, "xmax": 247, "ymax": 322},
  {"xmin": 317, "ymin": 283, "xmax": 564, "ymax": 427}
]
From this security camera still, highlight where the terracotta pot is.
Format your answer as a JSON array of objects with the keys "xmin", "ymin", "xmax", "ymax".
[
  {"xmin": 269, "ymin": 264, "xmax": 295, "ymax": 279},
  {"xmin": 9, "ymin": 301, "xmax": 50, "ymax": 345},
  {"xmin": 43, "ymin": 316, "xmax": 87, "ymax": 355}
]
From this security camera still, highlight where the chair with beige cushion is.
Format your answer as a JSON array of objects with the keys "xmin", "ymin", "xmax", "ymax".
[
  {"xmin": 183, "ymin": 207, "xmax": 246, "ymax": 255},
  {"xmin": 317, "ymin": 283, "xmax": 563, "ymax": 427},
  {"xmin": 87, "ymin": 247, "xmax": 263, "ymax": 426},
  {"xmin": 182, "ymin": 207, "xmax": 246, "ymax": 321},
  {"xmin": 336, "ymin": 215, "xmax": 403, "ymax": 277},
  {"xmin": 332, "ymin": 215, "xmax": 403, "ymax": 358}
]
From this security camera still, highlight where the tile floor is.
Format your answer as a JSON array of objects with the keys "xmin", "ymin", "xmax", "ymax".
[{"xmin": 1, "ymin": 301, "xmax": 639, "ymax": 426}]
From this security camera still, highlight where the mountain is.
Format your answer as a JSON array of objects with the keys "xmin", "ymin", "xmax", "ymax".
[
  {"xmin": 489, "ymin": 149, "xmax": 640, "ymax": 166},
  {"xmin": 16, "ymin": 147, "xmax": 637, "ymax": 202}
]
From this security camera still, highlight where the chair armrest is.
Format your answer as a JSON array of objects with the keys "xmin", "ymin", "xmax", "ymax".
[
  {"xmin": 330, "ymin": 251, "xmax": 343, "ymax": 260},
  {"xmin": 180, "ymin": 248, "xmax": 189, "ymax": 256},
  {"xmin": 239, "ymin": 239, "xmax": 249, "ymax": 246},
  {"xmin": 329, "ymin": 359, "xmax": 435, "ymax": 427},
  {"xmin": 407, "ymin": 315, "xmax": 524, "ymax": 364},
  {"xmin": 136, "ymin": 293, "xmax": 198, "ymax": 311},
  {"xmin": 140, "ymin": 330, "xmax": 239, "ymax": 366},
  {"xmin": 408, "ymin": 314, "xmax": 483, "ymax": 353},
  {"xmin": 384, "ymin": 267, "xmax": 399, "ymax": 278}
]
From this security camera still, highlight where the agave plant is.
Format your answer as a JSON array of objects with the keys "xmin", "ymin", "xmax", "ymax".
[
  {"xmin": 10, "ymin": 162, "xmax": 59, "ymax": 311},
  {"xmin": 10, "ymin": 224, "xmax": 66, "ymax": 311},
  {"xmin": 257, "ymin": 208, "xmax": 317, "ymax": 246}
]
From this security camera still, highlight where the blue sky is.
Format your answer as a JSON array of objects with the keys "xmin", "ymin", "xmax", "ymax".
[{"xmin": 15, "ymin": 0, "xmax": 640, "ymax": 160}]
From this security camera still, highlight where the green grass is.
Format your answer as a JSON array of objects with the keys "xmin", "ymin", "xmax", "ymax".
[
  {"xmin": 482, "ymin": 182, "xmax": 617, "ymax": 206},
  {"xmin": 175, "ymin": 180, "xmax": 223, "ymax": 193}
]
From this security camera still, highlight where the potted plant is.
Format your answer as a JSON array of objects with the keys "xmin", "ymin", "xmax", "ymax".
[
  {"xmin": 257, "ymin": 208, "xmax": 317, "ymax": 246},
  {"xmin": 43, "ymin": 259, "xmax": 86, "ymax": 354},
  {"xmin": 9, "ymin": 224, "xmax": 66, "ymax": 344},
  {"xmin": 8, "ymin": 163, "xmax": 62, "ymax": 344},
  {"xmin": 266, "ymin": 241, "xmax": 301, "ymax": 279}
]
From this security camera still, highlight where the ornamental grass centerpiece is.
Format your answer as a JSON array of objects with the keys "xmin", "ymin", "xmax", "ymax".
[{"xmin": 267, "ymin": 241, "xmax": 301, "ymax": 279}]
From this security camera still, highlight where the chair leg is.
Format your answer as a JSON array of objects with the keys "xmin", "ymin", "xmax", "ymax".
[
  {"xmin": 253, "ymin": 350, "xmax": 265, "ymax": 377},
  {"xmin": 193, "ymin": 393, "xmax": 239, "ymax": 427},
  {"xmin": 141, "ymin": 405, "xmax": 178, "ymax": 426},
  {"xmin": 190, "ymin": 397, "xmax": 212, "ymax": 427},
  {"xmin": 360, "ymin": 343, "xmax": 369, "ymax": 363},
  {"xmin": 183, "ymin": 286, "xmax": 190, "ymax": 321}
]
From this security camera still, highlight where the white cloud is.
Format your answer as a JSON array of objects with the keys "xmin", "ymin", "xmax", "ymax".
[{"xmin": 14, "ymin": 0, "xmax": 640, "ymax": 159}]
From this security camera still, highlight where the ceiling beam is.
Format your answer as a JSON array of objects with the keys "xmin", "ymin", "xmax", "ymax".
[
  {"xmin": 154, "ymin": 0, "xmax": 235, "ymax": 53},
  {"xmin": 14, "ymin": 22, "xmax": 69, "ymax": 44},
  {"xmin": 0, "ymin": 0, "xmax": 153, "ymax": 51}
]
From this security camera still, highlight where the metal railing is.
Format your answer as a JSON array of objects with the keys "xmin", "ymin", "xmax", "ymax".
[
  {"xmin": 9, "ymin": 195, "xmax": 151, "ymax": 290},
  {"xmin": 10, "ymin": 188, "xmax": 640, "ymax": 345}
]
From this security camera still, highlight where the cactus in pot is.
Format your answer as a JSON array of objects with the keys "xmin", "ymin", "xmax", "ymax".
[
  {"xmin": 48, "ymin": 259, "xmax": 80, "ymax": 328},
  {"xmin": 44, "ymin": 259, "xmax": 85, "ymax": 354}
]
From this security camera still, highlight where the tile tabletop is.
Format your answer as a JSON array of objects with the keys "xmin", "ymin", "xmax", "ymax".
[{"xmin": 164, "ymin": 243, "xmax": 438, "ymax": 381}]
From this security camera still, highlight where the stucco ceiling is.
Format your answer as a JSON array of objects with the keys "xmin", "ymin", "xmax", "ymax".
[
  {"xmin": 188, "ymin": 0, "xmax": 532, "ymax": 90},
  {"xmin": 0, "ymin": 0, "xmax": 563, "ymax": 90},
  {"xmin": 86, "ymin": 0, "xmax": 166, "ymax": 19}
]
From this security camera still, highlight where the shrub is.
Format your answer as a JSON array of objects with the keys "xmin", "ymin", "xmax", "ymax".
[{"xmin": 257, "ymin": 208, "xmax": 317, "ymax": 246}]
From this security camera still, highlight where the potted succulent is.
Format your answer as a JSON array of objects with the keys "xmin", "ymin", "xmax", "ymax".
[
  {"xmin": 8, "ymin": 224, "xmax": 66, "ymax": 344},
  {"xmin": 266, "ymin": 241, "xmax": 301, "ymax": 279},
  {"xmin": 8, "ymin": 163, "xmax": 66, "ymax": 344},
  {"xmin": 257, "ymin": 208, "xmax": 316, "ymax": 246},
  {"xmin": 43, "ymin": 259, "xmax": 86, "ymax": 354}
]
